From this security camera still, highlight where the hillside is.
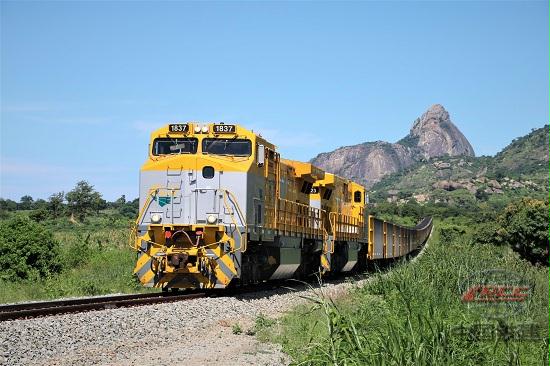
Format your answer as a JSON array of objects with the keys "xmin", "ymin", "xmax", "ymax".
[
  {"xmin": 371, "ymin": 125, "xmax": 549, "ymax": 205},
  {"xmin": 311, "ymin": 104, "xmax": 474, "ymax": 188},
  {"xmin": 493, "ymin": 125, "xmax": 549, "ymax": 182}
]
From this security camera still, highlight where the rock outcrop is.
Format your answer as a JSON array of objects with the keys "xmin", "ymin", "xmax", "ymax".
[
  {"xmin": 407, "ymin": 104, "xmax": 475, "ymax": 159},
  {"xmin": 310, "ymin": 104, "xmax": 475, "ymax": 187}
]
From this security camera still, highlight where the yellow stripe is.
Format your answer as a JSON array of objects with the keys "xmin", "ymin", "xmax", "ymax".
[
  {"xmin": 142, "ymin": 155, "xmax": 251, "ymax": 172},
  {"xmin": 134, "ymin": 244, "xmax": 162, "ymax": 274},
  {"xmin": 219, "ymin": 254, "xmax": 238, "ymax": 276},
  {"xmin": 140, "ymin": 270, "xmax": 156, "ymax": 284},
  {"xmin": 321, "ymin": 255, "xmax": 330, "ymax": 272}
]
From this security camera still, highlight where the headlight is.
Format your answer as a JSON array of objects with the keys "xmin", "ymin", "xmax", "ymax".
[
  {"xmin": 201, "ymin": 125, "xmax": 209, "ymax": 133},
  {"xmin": 206, "ymin": 214, "xmax": 217, "ymax": 224},
  {"xmin": 151, "ymin": 213, "xmax": 162, "ymax": 224},
  {"xmin": 194, "ymin": 125, "xmax": 201, "ymax": 133}
]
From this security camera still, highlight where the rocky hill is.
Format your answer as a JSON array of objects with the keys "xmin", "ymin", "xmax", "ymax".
[
  {"xmin": 311, "ymin": 104, "xmax": 474, "ymax": 188},
  {"xmin": 370, "ymin": 125, "xmax": 549, "ymax": 205}
]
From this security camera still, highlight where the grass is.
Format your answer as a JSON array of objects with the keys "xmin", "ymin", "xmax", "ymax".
[
  {"xmin": 0, "ymin": 216, "xmax": 157, "ymax": 303},
  {"xmin": 232, "ymin": 323, "xmax": 243, "ymax": 335},
  {"xmin": 258, "ymin": 221, "xmax": 549, "ymax": 365}
]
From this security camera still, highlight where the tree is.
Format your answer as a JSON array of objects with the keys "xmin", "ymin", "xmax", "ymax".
[
  {"xmin": 114, "ymin": 195, "xmax": 126, "ymax": 208},
  {"xmin": 0, "ymin": 198, "xmax": 17, "ymax": 211},
  {"xmin": 475, "ymin": 198, "xmax": 549, "ymax": 265},
  {"xmin": 0, "ymin": 215, "xmax": 62, "ymax": 281},
  {"xmin": 92, "ymin": 195, "xmax": 107, "ymax": 214},
  {"xmin": 33, "ymin": 199, "xmax": 48, "ymax": 210},
  {"xmin": 66, "ymin": 181, "xmax": 103, "ymax": 221},
  {"xmin": 48, "ymin": 192, "xmax": 65, "ymax": 218},
  {"xmin": 19, "ymin": 195, "xmax": 34, "ymax": 210},
  {"xmin": 498, "ymin": 198, "xmax": 549, "ymax": 265},
  {"xmin": 119, "ymin": 198, "xmax": 139, "ymax": 218}
]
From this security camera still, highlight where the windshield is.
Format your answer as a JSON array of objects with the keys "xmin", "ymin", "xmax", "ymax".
[
  {"xmin": 152, "ymin": 138, "xmax": 198, "ymax": 155},
  {"xmin": 202, "ymin": 138, "xmax": 252, "ymax": 156}
]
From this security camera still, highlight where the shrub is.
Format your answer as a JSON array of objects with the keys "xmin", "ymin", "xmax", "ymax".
[
  {"xmin": 498, "ymin": 198, "xmax": 548, "ymax": 264},
  {"xmin": 29, "ymin": 208, "xmax": 49, "ymax": 222},
  {"xmin": 438, "ymin": 223, "xmax": 467, "ymax": 244},
  {"xmin": 0, "ymin": 215, "xmax": 62, "ymax": 281},
  {"xmin": 474, "ymin": 222, "xmax": 503, "ymax": 246},
  {"xmin": 473, "ymin": 198, "xmax": 548, "ymax": 264}
]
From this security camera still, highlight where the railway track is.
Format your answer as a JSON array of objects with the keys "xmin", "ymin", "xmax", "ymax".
[{"xmin": 0, "ymin": 292, "xmax": 205, "ymax": 322}]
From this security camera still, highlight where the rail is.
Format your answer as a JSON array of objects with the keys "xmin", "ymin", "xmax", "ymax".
[{"xmin": 0, "ymin": 292, "xmax": 205, "ymax": 322}]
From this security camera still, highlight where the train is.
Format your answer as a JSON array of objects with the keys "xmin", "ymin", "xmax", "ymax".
[{"xmin": 131, "ymin": 122, "xmax": 432, "ymax": 290}]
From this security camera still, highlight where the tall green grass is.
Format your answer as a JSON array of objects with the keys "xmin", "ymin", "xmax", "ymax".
[{"xmin": 260, "ymin": 223, "xmax": 549, "ymax": 365}]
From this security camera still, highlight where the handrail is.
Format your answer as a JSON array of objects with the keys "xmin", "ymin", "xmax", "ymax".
[
  {"xmin": 276, "ymin": 198, "xmax": 324, "ymax": 239},
  {"xmin": 128, "ymin": 222, "xmax": 138, "ymax": 250},
  {"xmin": 328, "ymin": 212, "xmax": 336, "ymax": 253},
  {"xmin": 135, "ymin": 186, "xmax": 160, "ymax": 226},
  {"xmin": 221, "ymin": 189, "xmax": 248, "ymax": 253},
  {"xmin": 131, "ymin": 186, "xmax": 162, "ymax": 250}
]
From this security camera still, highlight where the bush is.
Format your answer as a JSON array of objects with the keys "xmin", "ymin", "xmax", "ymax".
[
  {"xmin": 474, "ymin": 223, "xmax": 503, "ymax": 246},
  {"xmin": 499, "ymin": 198, "xmax": 548, "ymax": 264},
  {"xmin": 29, "ymin": 208, "xmax": 49, "ymax": 222},
  {"xmin": 438, "ymin": 223, "xmax": 467, "ymax": 244},
  {"xmin": 473, "ymin": 198, "xmax": 548, "ymax": 264},
  {"xmin": 0, "ymin": 215, "xmax": 62, "ymax": 281}
]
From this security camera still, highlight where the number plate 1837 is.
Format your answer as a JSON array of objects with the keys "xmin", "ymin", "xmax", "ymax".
[
  {"xmin": 169, "ymin": 124, "xmax": 189, "ymax": 133},
  {"xmin": 213, "ymin": 124, "xmax": 236, "ymax": 134}
]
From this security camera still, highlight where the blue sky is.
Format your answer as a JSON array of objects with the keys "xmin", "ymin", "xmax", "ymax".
[{"xmin": 1, "ymin": 1, "xmax": 548, "ymax": 201}]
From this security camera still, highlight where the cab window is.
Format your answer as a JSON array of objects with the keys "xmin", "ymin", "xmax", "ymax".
[
  {"xmin": 152, "ymin": 138, "xmax": 198, "ymax": 155},
  {"xmin": 202, "ymin": 138, "xmax": 252, "ymax": 156}
]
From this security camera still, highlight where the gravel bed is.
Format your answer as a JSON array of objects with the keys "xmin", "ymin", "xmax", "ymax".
[{"xmin": 0, "ymin": 278, "xmax": 368, "ymax": 366}]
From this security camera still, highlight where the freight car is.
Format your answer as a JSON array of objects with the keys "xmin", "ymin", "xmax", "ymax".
[{"xmin": 131, "ymin": 123, "xmax": 432, "ymax": 289}]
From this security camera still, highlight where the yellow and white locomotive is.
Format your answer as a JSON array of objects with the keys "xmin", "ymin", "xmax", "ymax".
[{"xmin": 132, "ymin": 122, "xmax": 432, "ymax": 290}]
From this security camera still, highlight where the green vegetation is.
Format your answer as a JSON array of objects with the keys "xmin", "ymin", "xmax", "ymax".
[
  {"xmin": 242, "ymin": 313, "xmax": 278, "ymax": 336},
  {"xmin": 0, "ymin": 180, "xmax": 139, "ymax": 222},
  {"xmin": 493, "ymin": 125, "xmax": 549, "ymax": 183},
  {"xmin": 232, "ymin": 323, "xmax": 243, "ymax": 335},
  {"xmin": 476, "ymin": 198, "xmax": 549, "ymax": 265},
  {"xmin": 259, "ymin": 220, "xmax": 549, "ymax": 365},
  {"xmin": 0, "ymin": 214, "xmax": 151, "ymax": 303},
  {"xmin": 0, "ymin": 181, "xmax": 150, "ymax": 303},
  {"xmin": 0, "ymin": 215, "xmax": 62, "ymax": 281}
]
